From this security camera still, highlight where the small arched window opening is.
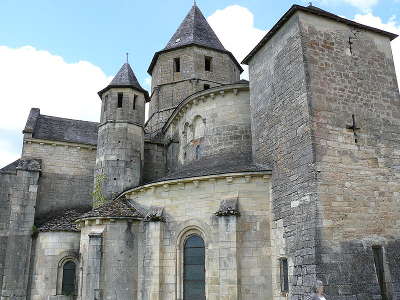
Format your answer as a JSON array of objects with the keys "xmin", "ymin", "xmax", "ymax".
[
  {"xmin": 183, "ymin": 235, "xmax": 205, "ymax": 300},
  {"xmin": 61, "ymin": 261, "xmax": 76, "ymax": 296},
  {"xmin": 193, "ymin": 116, "xmax": 205, "ymax": 140}
]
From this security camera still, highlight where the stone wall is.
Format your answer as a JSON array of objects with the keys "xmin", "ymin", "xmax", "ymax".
[
  {"xmin": 248, "ymin": 13, "xmax": 319, "ymax": 299},
  {"xmin": 165, "ymin": 83, "xmax": 252, "ymax": 173},
  {"xmin": 0, "ymin": 173, "xmax": 15, "ymax": 295},
  {"xmin": 22, "ymin": 140, "xmax": 96, "ymax": 216},
  {"xmin": 124, "ymin": 172, "xmax": 272, "ymax": 300},
  {"xmin": 1, "ymin": 160, "xmax": 41, "ymax": 299},
  {"xmin": 78, "ymin": 220, "xmax": 140, "ymax": 300},
  {"xmin": 248, "ymin": 8, "xmax": 400, "ymax": 299},
  {"xmin": 29, "ymin": 232, "xmax": 81, "ymax": 300},
  {"xmin": 299, "ymin": 11, "xmax": 400, "ymax": 299},
  {"xmin": 143, "ymin": 142, "xmax": 167, "ymax": 183},
  {"xmin": 146, "ymin": 46, "xmax": 240, "ymax": 136}
]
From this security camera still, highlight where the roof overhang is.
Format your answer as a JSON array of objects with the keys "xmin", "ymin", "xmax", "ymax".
[
  {"xmin": 147, "ymin": 43, "xmax": 244, "ymax": 75},
  {"xmin": 98, "ymin": 85, "xmax": 150, "ymax": 102},
  {"xmin": 242, "ymin": 4, "xmax": 398, "ymax": 65}
]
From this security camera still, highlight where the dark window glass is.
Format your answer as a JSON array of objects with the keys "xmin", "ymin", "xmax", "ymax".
[
  {"xmin": 195, "ymin": 145, "xmax": 200, "ymax": 160},
  {"xmin": 62, "ymin": 261, "xmax": 76, "ymax": 296},
  {"xmin": 184, "ymin": 235, "xmax": 205, "ymax": 300},
  {"xmin": 204, "ymin": 84, "xmax": 210, "ymax": 90},
  {"xmin": 117, "ymin": 93, "xmax": 123, "ymax": 108},
  {"xmin": 372, "ymin": 246, "xmax": 388, "ymax": 300},
  {"xmin": 280, "ymin": 258, "xmax": 289, "ymax": 292},
  {"xmin": 133, "ymin": 94, "xmax": 137, "ymax": 110},
  {"xmin": 205, "ymin": 56, "xmax": 212, "ymax": 71},
  {"xmin": 174, "ymin": 57, "xmax": 181, "ymax": 73}
]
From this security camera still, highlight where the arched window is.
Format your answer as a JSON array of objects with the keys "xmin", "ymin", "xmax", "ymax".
[
  {"xmin": 193, "ymin": 116, "xmax": 205, "ymax": 140},
  {"xmin": 184, "ymin": 235, "xmax": 205, "ymax": 300},
  {"xmin": 61, "ymin": 261, "xmax": 76, "ymax": 295}
]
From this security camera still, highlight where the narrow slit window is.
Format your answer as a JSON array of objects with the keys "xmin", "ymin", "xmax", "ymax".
[
  {"xmin": 205, "ymin": 56, "xmax": 212, "ymax": 71},
  {"xmin": 104, "ymin": 95, "xmax": 108, "ymax": 113},
  {"xmin": 372, "ymin": 246, "xmax": 388, "ymax": 300},
  {"xmin": 133, "ymin": 94, "xmax": 137, "ymax": 110},
  {"xmin": 174, "ymin": 57, "xmax": 181, "ymax": 73},
  {"xmin": 117, "ymin": 93, "xmax": 123, "ymax": 108},
  {"xmin": 204, "ymin": 84, "xmax": 210, "ymax": 90},
  {"xmin": 62, "ymin": 261, "xmax": 76, "ymax": 295},
  {"xmin": 280, "ymin": 258, "xmax": 289, "ymax": 293}
]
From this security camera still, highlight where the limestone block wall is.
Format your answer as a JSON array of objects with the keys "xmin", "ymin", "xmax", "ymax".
[
  {"xmin": 299, "ymin": 11, "xmax": 400, "ymax": 298},
  {"xmin": 95, "ymin": 123, "xmax": 144, "ymax": 200},
  {"xmin": 124, "ymin": 172, "xmax": 272, "ymax": 300},
  {"xmin": 143, "ymin": 142, "xmax": 167, "ymax": 183},
  {"xmin": 0, "ymin": 173, "xmax": 15, "ymax": 295},
  {"xmin": 165, "ymin": 83, "xmax": 252, "ymax": 172},
  {"xmin": 146, "ymin": 46, "xmax": 240, "ymax": 136},
  {"xmin": 100, "ymin": 88, "xmax": 146, "ymax": 126},
  {"xmin": 1, "ymin": 164, "xmax": 41, "ymax": 300},
  {"xmin": 29, "ymin": 232, "xmax": 80, "ymax": 300},
  {"xmin": 22, "ymin": 140, "xmax": 96, "ymax": 217},
  {"xmin": 78, "ymin": 220, "xmax": 140, "ymax": 300},
  {"xmin": 248, "ymin": 13, "xmax": 319, "ymax": 298}
]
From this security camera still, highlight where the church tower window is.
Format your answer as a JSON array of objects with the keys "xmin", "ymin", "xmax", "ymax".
[
  {"xmin": 183, "ymin": 235, "xmax": 205, "ymax": 300},
  {"xmin": 133, "ymin": 94, "xmax": 137, "ymax": 110},
  {"xmin": 280, "ymin": 257, "xmax": 289, "ymax": 293},
  {"xmin": 117, "ymin": 93, "xmax": 123, "ymax": 108},
  {"xmin": 205, "ymin": 56, "xmax": 212, "ymax": 71},
  {"xmin": 174, "ymin": 57, "xmax": 181, "ymax": 73},
  {"xmin": 61, "ymin": 261, "xmax": 76, "ymax": 295},
  {"xmin": 203, "ymin": 84, "xmax": 210, "ymax": 90}
]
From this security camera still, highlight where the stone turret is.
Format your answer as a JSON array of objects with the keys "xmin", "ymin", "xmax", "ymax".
[
  {"xmin": 145, "ymin": 3, "xmax": 243, "ymax": 136},
  {"xmin": 95, "ymin": 62, "xmax": 149, "ymax": 201}
]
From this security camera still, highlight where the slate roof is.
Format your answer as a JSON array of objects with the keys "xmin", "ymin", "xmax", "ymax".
[
  {"xmin": 164, "ymin": 3, "xmax": 225, "ymax": 52},
  {"xmin": 145, "ymin": 154, "xmax": 271, "ymax": 184},
  {"xmin": 242, "ymin": 4, "xmax": 398, "ymax": 64},
  {"xmin": 0, "ymin": 159, "xmax": 20, "ymax": 174},
  {"xmin": 36, "ymin": 207, "xmax": 91, "ymax": 232},
  {"xmin": 147, "ymin": 4, "xmax": 243, "ymax": 74},
  {"xmin": 23, "ymin": 108, "xmax": 99, "ymax": 145},
  {"xmin": 77, "ymin": 197, "xmax": 144, "ymax": 220},
  {"xmin": 98, "ymin": 63, "xmax": 150, "ymax": 100}
]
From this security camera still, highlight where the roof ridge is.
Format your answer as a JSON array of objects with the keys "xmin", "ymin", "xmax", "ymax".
[{"xmin": 39, "ymin": 114, "xmax": 99, "ymax": 124}]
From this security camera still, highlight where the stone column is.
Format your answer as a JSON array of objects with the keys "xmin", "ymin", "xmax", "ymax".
[
  {"xmin": 216, "ymin": 198, "xmax": 240, "ymax": 300},
  {"xmin": 1, "ymin": 159, "xmax": 41, "ymax": 300},
  {"xmin": 85, "ymin": 233, "xmax": 102, "ymax": 300},
  {"xmin": 147, "ymin": 221, "xmax": 162, "ymax": 300}
]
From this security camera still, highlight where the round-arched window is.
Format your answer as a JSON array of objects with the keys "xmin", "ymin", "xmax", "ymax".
[
  {"xmin": 183, "ymin": 235, "xmax": 205, "ymax": 300},
  {"xmin": 61, "ymin": 261, "xmax": 76, "ymax": 295}
]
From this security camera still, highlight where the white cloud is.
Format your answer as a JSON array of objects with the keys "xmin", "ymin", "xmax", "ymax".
[
  {"xmin": 207, "ymin": 5, "xmax": 266, "ymax": 79},
  {"xmin": 317, "ymin": 0, "xmax": 379, "ymax": 12},
  {"xmin": 353, "ymin": 13, "xmax": 400, "ymax": 87},
  {"xmin": 0, "ymin": 45, "xmax": 111, "ymax": 167}
]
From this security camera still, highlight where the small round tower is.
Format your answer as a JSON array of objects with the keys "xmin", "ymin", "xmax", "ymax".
[{"xmin": 95, "ymin": 62, "xmax": 149, "ymax": 201}]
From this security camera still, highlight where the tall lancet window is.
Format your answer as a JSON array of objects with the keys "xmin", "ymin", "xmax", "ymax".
[
  {"xmin": 184, "ymin": 235, "xmax": 205, "ymax": 300},
  {"xmin": 62, "ymin": 261, "xmax": 76, "ymax": 295}
]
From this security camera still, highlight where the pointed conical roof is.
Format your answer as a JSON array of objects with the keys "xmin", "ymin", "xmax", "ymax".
[
  {"xmin": 98, "ymin": 63, "xmax": 149, "ymax": 100},
  {"xmin": 147, "ymin": 4, "xmax": 243, "ymax": 75},
  {"xmin": 164, "ymin": 3, "xmax": 225, "ymax": 51}
]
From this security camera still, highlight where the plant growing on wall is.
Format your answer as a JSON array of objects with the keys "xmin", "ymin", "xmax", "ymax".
[{"xmin": 92, "ymin": 174, "xmax": 108, "ymax": 208}]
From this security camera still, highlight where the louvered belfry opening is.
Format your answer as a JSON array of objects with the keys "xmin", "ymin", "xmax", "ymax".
[{"xmin": 183, "ymin": 235, "xmax": 205, "ymax": 300}]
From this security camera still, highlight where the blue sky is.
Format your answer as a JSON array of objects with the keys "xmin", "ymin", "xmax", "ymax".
[{"xmin": 0, "ymin": 0, "xmax": 399, "ymax": 167}]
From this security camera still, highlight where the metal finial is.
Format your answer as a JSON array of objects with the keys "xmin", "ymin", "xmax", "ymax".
[
  {"xmin": 308, "ymin": 2, "xmax": 313, "ymax": 6},
  {"xmin": 194, "ymin": 0, "xmax": 196, "ymax": 6},
  {"xmin": 126, "ymin": 52, "xmax": 129, "ymax": 64}
]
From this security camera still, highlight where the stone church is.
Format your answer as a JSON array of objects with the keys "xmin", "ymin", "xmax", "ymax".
[{"xmin": 1, "ymin": 3, "xmax": 399, "ymax": 300}]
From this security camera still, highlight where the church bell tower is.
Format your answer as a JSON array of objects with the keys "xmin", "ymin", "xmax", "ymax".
[{"xmin": 95, "ymin": 61, "xmax": 149, "ymax": 201}]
